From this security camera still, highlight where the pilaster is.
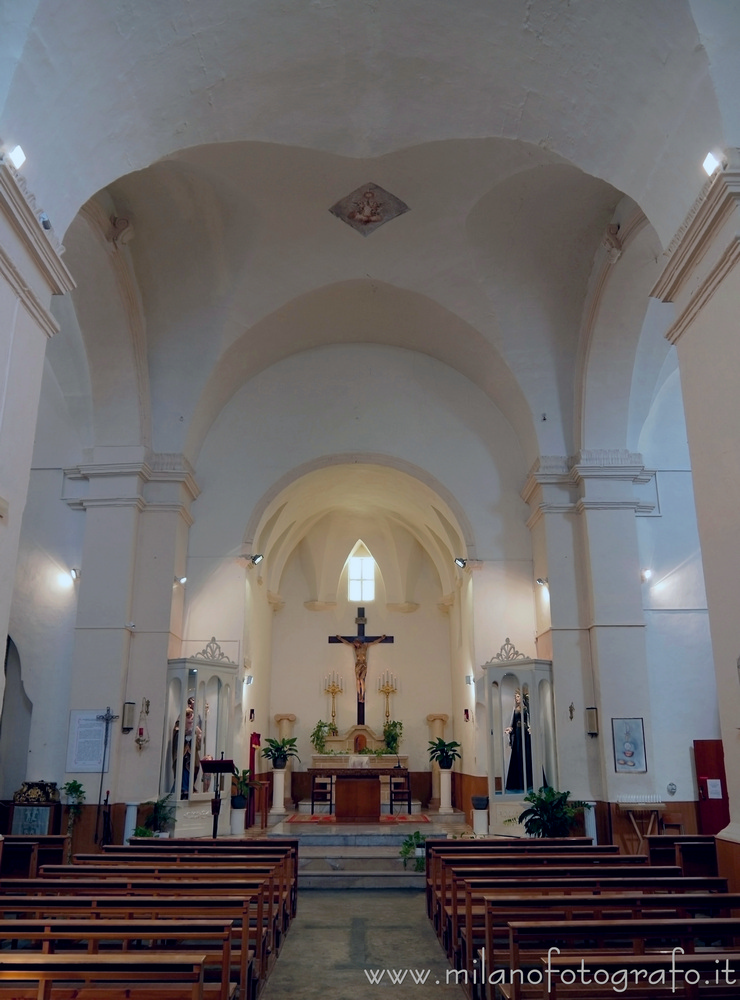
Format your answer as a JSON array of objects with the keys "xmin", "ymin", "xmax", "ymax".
[
  {"xmin": 0, "ymin": 161, "xmax": 74, "ymax": 706},
  {"xmin": 652, "ymin": 148, "xmax": 740, "ymax": 838}
]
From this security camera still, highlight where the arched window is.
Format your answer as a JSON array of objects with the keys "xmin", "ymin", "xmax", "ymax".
[{"xmin": 348, "ymin": 555, "xmax": 375, "ymax": 602}]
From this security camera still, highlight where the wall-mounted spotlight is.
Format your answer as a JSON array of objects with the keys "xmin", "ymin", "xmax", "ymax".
[
  {"xmin": 585, "ymin": 706, "xmax": 599, "ymax": 738},
  {"xmin": 70, "ymin": 568, "xmax": 81, "ymax": 581},
  {"xmin": 125, "ymin": 622, "xmax": 136, "ymax": 630},
  {"xmin": 703, "ymin": 151, "xmax": 721, "ymax": 176},
  {"xmin": 248, "ymin": 554, "xmax": 264, "ymax": 565},
  {"xmin": 246, "ymin": 674, "xmax": 254, "ymax": 686},
  {"xmin": 7, "ymin": 145, "xmax": 26, "ymax": 169},
  {"xmin": 536, "ymin": 577, "xmax": 549, "ymax": 586},
  {"xmin": 465, "ymin": 675, "xmax": 474, "ymax": 685},
  {"xmin": 175, "ymin": 575, "xmax": 187, "ymax": 585},
  {"xmin": 454, "ymin": 557, "xmax": 467, "ymax": 568},
  {"xmin": 640, "ymin": 569, "xmax": 652, "ymax": 583}
]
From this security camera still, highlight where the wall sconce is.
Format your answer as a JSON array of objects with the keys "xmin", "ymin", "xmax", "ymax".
[
  {"xmin": 134, "ymin": 698, "xmax": 151, "ymax": 751},
  {"xmin": 585, "ymin": 706, "xmax": 599, "ymax": 738},
  {"xmin": 454, "ymin": 557, "xmax": 467, "ymax": 568},
  {"xmin": 121, "ymin": 702, "xmax": 135, "ymax": 733}
]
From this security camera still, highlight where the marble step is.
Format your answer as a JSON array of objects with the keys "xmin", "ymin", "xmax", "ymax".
[
  {"xmin": 299, "ymin": 846, "xmax": 418, "ymax": 872},
  {"xmin": 300, "ymin": 869, "xmax": 426, "ymax": 889}
]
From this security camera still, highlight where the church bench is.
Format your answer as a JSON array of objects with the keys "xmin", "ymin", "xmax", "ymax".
[
  {"xmin": 479, "ymin": 893, "xmax": 740, "ymax": 1000},
  {"xmin": 646, "ymin": 835, "xmax": 715, "ymax": 868},
  {"xmin": 1, "ymin": 835, "xmax": 70, "ymax": 878},
  {"xmin": 0, "ymin": 951, "xmax": 208, "ymax": 1000},
  {"xmin": 36, "ymin": 863, "xmax": 290, "ymax": 951},
  {"xmin": 530, "ymin": 949, "xmax": 740, "ymax": 999},
  {"xmin": 496, "ymin": 916, "xmax": 740, "ymax": 1000},
  {"xmin": 426, "ymin": 845, "xmax": 620, "ymax": 922},
  {"xmin": 446, "ymin": 872, "xmax": 727, "ymax": 971},
  {"xmin": 107, "ymin": 839, "xmax": 300, "ymax": 916},
  {"xmin": 0, "ymin": 840, "xmax": 38, "ymax": 879},
  {"xmin": 675, "ymin": 841, "xmax": 719, "ymax": 878},
  {"xmin": 440, "ymin": 864, "xmax": 677, "ymax": 962},
  {"xmin": 74, "ymin": 852, "xmax": 296, "ymax": 921},
  {"xmin": 0, "ymin": 894, "xmax": 263, "ymax": 999},
  {"xmin": 0, "ymin": 918, "xmax": 235, "ymax": 1000}
]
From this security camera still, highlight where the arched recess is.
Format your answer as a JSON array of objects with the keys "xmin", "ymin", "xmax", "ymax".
[
  {"xmin": 0, "ymin": 639, "xmax": 32, "ymax": 799},
  {"xmin": 246, "ymin": 459, "xmax": 473, "ymax": 606}
]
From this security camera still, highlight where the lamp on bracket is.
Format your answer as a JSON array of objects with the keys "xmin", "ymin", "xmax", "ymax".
[
  {"xmin": 454, "ymin": 557, "xmax": 467, "ymax": 568},
  {"xmin": 247, "ymin": 554, "xmax": 264, "ymax": 565}
]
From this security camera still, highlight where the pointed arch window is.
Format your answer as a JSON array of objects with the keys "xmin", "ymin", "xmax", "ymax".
[{"xmin": 348, "ymin": 556, "xmax": 375, "ymax": 602}]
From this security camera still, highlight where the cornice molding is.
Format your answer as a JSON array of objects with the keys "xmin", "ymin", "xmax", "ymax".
[
  {"xmin": 0, "ymin": 162, "xmax": 74, "ymax": 294},
  {"xmin": 652, "ymin": 149, "xmax": 740, "ymax": 343}
]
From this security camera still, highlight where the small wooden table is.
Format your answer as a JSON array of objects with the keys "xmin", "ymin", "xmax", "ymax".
[{"xmin": 308, "ymin": 767, "xmax": 408, "ymax": 822}]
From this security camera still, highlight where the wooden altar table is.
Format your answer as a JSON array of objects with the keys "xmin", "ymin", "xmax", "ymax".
[{"xmin": 307, "ymin": 768, "xmax": 408, "ymax": 822}]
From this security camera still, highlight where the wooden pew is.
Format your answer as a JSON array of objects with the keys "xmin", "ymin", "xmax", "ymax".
[
  {"xmin": 0, "ymin": 918, "xmax": 235, "ymax": 1000},
  {"xmin": 502, "ymin": 917, "xmax": 740, "ymax": 1000},
  {"xmin": 0, "ymin": 894, "xmax": 262, "ymax": 1000},
  {"xmin": 534, "ymin": 949, "xmax": 740, "ymax": 999},
  {"xmin": 0, "ymin": 952, "xmax": 208, "ymax": 1000},
  {"xmin": 427, "ymin": 846, "xmax": 623, "ymax": 926},
  {"xmin": 646, "ymin": 834, "xmax": 715, "ymax": 867},
  {"xmin": 480, "ymin": 893, "xmax": 740, "ymax": 1000},
  {"xmin": 444, "ymin": 864, "xmax": 681, "ymax": 966},
  {"xmin": 36, "ymin": 863, "xmax": 289, "ymax": 954},
  {"xmin": 105, "ymin": 838, "xmax": 300, "ymax": 916},
  {"xmin": 451, "ymin": 871, "xmax": 728, "ymax": 974},
  {"xmin": 0, "ymin": 834, "xmax": 70, "ymax": 878}
]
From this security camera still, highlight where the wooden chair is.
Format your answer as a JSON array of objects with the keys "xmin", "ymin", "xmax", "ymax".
[
  {"xmin": 389, "ymin": 772, "xmax": 412, "ymax": 814},
  {"xmin": 310, "ymin": 774, "xmax": 332, "ymax": 814}
]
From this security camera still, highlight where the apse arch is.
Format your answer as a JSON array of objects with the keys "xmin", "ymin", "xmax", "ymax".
[
  {"xmin": 243, "ymin": 455, "xmax": 476, "ymax": 605},
  {"xmin": 185, "ymin": 279, "xmax": 538, "ymax": 466}
]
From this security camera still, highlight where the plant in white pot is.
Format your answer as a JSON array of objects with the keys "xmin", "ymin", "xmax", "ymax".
[
  {"xmin": 261, "ymin": 737, "xmax": 300, "ymax": 770},
  {"xmin": 230, "ymin": 768, "xmax": 254, "ymax": 835}
]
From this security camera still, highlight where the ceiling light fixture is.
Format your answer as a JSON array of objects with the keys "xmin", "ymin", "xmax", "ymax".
[
  {"xmin": 703, "ymin": 151, "xmax": 720, "ymax": 176},
  {"xmin": 8, "ymin": 145, "xmax": 26, "ymax": 169}
]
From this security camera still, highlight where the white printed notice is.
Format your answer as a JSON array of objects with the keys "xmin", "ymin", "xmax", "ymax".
[
  {"xmin": 707, "ymin": 778, "xmax": 723, "ymax": 800},
  {"xmin": 66, "ymin": 710, "xmax": 108, "ymax": 772}
]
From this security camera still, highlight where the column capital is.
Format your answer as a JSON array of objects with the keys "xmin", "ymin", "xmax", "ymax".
[{"xmin": 652, "ymin": 148, "xmax": 740, "ymax": 344}]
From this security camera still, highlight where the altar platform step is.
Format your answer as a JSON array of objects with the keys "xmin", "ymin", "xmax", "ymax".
[{"xmin": 297, "ymin": 845, "xmax": 424, "ymax": 888}]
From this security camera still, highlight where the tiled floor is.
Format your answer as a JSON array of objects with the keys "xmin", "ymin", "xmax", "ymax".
[{"xmin": 260, "ymin": 889, "xmax": 466, "ymax": 999}]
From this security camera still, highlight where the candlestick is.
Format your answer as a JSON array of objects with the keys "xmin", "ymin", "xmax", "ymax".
[
  {"xmin": 324, "ymin": 673, "xmax": 344, "ymax": 725},
  {"xmin": 378, "ymin": 672, "xmax": 397, "ymax": 721}
]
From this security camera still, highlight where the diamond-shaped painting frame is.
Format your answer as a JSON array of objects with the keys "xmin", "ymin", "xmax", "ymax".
[{"xmin": 329, "ymin": 182, "xmax": 410, "ymax": 237}]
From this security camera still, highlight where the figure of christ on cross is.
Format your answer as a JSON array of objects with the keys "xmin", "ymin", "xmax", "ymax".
[{"xmin": 328, "ymin": 607, "xmax": 394, "ymax": 725}]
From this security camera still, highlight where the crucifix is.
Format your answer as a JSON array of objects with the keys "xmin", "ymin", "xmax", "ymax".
[{"xmin": 329, "ymin": 607, "xmax": 394, "ymax": 725}]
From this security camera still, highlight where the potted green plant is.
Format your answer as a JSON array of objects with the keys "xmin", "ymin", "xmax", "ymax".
[
  {"xmin": 261, "ymin": 737, "xmax": 300, "ymax": 769},
  {"xmin": 383, "ymin": 720, "xmax": 403, "ymax": 756},
  {"xmin": 427, "ymin": 737, "xmax": 462, "ymax": 770},
  {"xmin": 310, "ymin": 720, "xmax": 338, "ymax": 754},
  {"xmin": 399, "ymin": 830, "xmax": 427, "ymax": 871},
  {"xmin": 61, "ymin": 780, "xmax": 85, "ymax": 862},
  {"xmin": 510, "ymin": 785, "xmax": 591, "ymax": 838},
  {"xmin": 141, "ymin": 793, "xmax": 175, "ymax": 838},
  {"xmin": 230, "ymin": 768, "xmax": 254, "ymax": 835}
]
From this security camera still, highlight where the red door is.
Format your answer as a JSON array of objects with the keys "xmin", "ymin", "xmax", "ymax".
[{"xmin": 694, "ymin": 739, "xmax": 730, "ymax": 835}]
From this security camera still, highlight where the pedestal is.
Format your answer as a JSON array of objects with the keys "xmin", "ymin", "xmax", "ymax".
[
  {"xmin": 271, "ymin": 769, "xmax": 287, "ymax": 817},
  {"xmin": 473, "ymin": 808, "xmax": 488, "ymax": 836},
  {"xmin": 230, "ymin": 807, "xmax": 246, "ymax": 836},
  {"xmin": 439, "ymin": 768, "xmax": 453, "ymax": 814},
  {"xmin": 124, "ymin": 803, "xmax": 139, "ymax": 844}
]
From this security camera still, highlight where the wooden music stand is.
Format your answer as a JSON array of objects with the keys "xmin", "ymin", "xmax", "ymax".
[{"xmin": 200, "ymin": 756, "xmax": 237, "ymax": 839}]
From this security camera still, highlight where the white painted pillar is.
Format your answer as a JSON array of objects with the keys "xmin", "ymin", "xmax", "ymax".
[
  {"xmin": 652, "ymin": 150, "xmax": 740, "ymax": 842},
  {"xmin": 426, "ymin": 713, "xmax": 449, "ymax": 806},
  {"xmin": 438, "ymin": 769, "xmax": 453, "ymax": 814},
  {"xmin": 271, "ymin": 769, "xmax": 286, "ymax": 817},
  {"xmin": 0, "ymin": 162, "xmax": 74, "ymax": 707}
]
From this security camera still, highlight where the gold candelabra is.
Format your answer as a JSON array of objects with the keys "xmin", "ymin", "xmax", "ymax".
[
  {"xmin": 377, "ymin": 671, "xmax": 397, "ymax": 720},
  {"xmin": 324, "ymin": 671, "xmax": 343, "ymax": 725}
]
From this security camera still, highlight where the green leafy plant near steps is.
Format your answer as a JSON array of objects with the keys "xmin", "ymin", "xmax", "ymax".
[
  {"xmin": 508, "ymin": 785, "xmax": 591, "ymax": 837},
  {"xmin": 399, "ymin": 830, "xmax": 427, "ymax": 871},
  {"xmin": 61, "ymin": 780, "xmax": 85, "ymax": 862},
  {"xmin": 383, "ymin": 719, "xmax": 403, "ymax": 755},
  {"xmin": 133, "ymin": 793, "xmax": 176, "ymax": 839}
]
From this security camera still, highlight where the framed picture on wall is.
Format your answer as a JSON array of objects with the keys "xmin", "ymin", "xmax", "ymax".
[{"xmin": 612, "ymin": 717, "xmax": 647, "ymax": 773}]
